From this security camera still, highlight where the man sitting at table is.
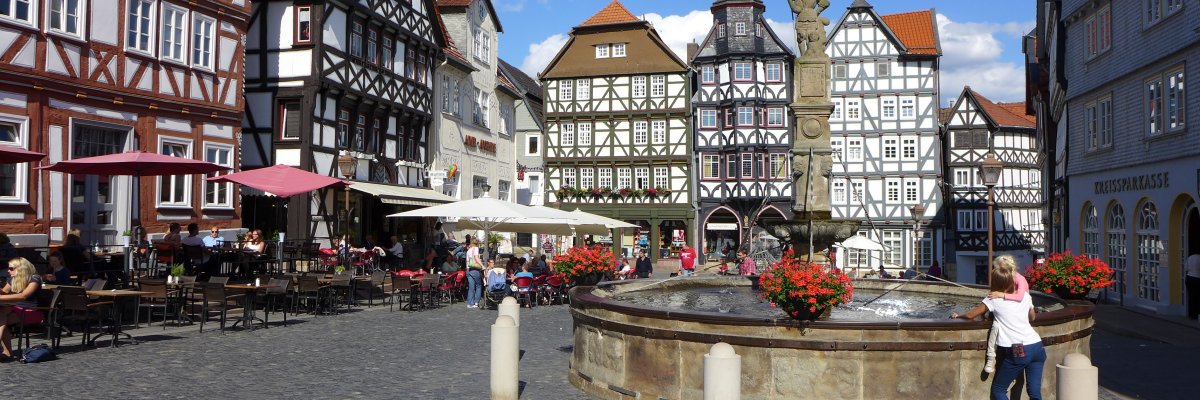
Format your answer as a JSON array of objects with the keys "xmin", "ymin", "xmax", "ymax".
[
  {"xmin": 181, "ymin": 223, "xmax": 212, "ymax": 276},
  {"xmin": 203, "ymin": 227, "xmax": 224, "ymax": 248},
  {"xmin": 42, "ymin": 253, "xmax": 72, "ymax": 285},
  {"xmin": 383, "ymin": 235, "xmax": 404, "ymax": 267}
]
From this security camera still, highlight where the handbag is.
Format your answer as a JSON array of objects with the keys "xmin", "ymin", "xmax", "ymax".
[{"xmin": 21, "ymin": 344, "xmax": 56, "ymax": 364}]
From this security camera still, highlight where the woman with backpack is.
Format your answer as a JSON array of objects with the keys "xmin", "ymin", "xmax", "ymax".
[{"xmin": 464, "ymin": 238, "xmax": 484, "ymax": 309}]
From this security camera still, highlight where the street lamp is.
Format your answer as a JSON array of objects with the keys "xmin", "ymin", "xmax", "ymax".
[
  {"xmin": 909, "ymin": 203, "xmax": 926, "ymax": 276},
  {"xmin": 337, "ymin": 153, "xmax": 357, "ymax": 240},
  {"xmin": 979, "ymin": 152, "xmax": 1004, "ymax": 285}
]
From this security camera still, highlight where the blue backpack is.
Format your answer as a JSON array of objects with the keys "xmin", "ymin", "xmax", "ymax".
[
  {"xmin": 21, "ymin": 344, "xmax": 55, "ymax": 364},
  {"xmin": 487, "ymin": 270, "xmax": 507, "ymax": 292}
]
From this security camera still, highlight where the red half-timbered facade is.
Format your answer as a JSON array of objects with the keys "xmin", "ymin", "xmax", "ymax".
[{"xmin": 0, "ymin": 0, "xmax": 249, "ymax": 246}]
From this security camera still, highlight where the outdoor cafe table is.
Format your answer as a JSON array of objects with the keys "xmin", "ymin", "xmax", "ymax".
[
  {"xmin": 86, "ymin": 288, "xmax": 151, "ymax": 347},
  {"xmin": 224, "ymin": 283, "xmax": 278, "ymax": 330}
]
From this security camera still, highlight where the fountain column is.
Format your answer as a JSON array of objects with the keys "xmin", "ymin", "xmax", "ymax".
[{"xmin": 768, "ymin": 0, "xmax": 859, "ymax": 263}]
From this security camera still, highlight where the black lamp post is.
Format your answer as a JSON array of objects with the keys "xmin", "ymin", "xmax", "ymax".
[{"xmin": 979, "ymin": 152, "xmax": 1004, "ymax": 285}]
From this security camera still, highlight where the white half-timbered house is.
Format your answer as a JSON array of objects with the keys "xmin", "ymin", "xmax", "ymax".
[
  {"xmin": 826, "ymin": 1, "xmax": 943, "ymax": 275},
  {"xmin": 541, "ymin": 0, "xmax": 693, "ymax": 261},
  {"xmin": 690, "ymin": 0, "xmax": 794, "ymax": 262},
  {"xmin": 944, "ymin": 87, "xmax": 1043, "ymax": 283},
  {"xmin": 243, "ymin": 0, "xmax": 452, "ymax": 251},
  {"xmin": 0, "ymin": 0, "xmax": 248, "ymax": 246}
]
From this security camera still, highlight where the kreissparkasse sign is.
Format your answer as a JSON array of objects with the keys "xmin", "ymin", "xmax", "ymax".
[{"xmin": 1093, "ymin": 172, "xmax": 1169, "ymax": 195}]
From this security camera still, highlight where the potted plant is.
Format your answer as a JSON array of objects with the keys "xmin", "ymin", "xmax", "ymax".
[
  {"xmin": 759, "ymin": 249, "xmax": 854, "ymax": 321},
  {"xmin": 121, "ymin": 229, "xmax": 132, "ymax": 247},
  {"xmin": 1025, "ymin": 251, "xmax": 1114, "ymax": 300},
  {"xmin": 552, "ymin": 245, "xmax": 617, "ymax": 286},
  {"xmin": 169, "ymin": 264, "xmax": 186, "ymax": 278},
  {"xmin": 655, "ymin": 186, "xmax": 671, "ymax": 197},
  {"xmin": 556, "ymin": 186, "xmax": 574, "ymax": 201},
  {"xmin": 590, "ymin": 187, "xmax": 604, "ymax": 199},
  {"xmin": 334, "ymin": 265, "xmax": 347, "ymax": 275}
]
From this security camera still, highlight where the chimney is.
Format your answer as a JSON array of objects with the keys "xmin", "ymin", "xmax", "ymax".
[{"xmin": 687, "ymin": 42, "xmax": 700, "ymax": 62}]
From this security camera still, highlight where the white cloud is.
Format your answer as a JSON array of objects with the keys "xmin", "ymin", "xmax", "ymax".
[
  {"xmin": 936, "ymin": 14, "xmax": 1034, "ymax": 104},
  {"xmin": 765, "ymin": 18, "xmax": 798, "ymax": 54},
  {"xmin": 642, "ymin": 10, "xmax": 713, "ymax": 60},
  {"xmin": 497, "ymin": 0, "xmax": 525, "ymax": 13},
  {"xmin": 520, "ymin": 33, "xmax": 568, "ymax": 76}
]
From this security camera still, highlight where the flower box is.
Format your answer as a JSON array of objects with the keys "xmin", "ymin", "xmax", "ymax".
[
  {"xmin": 759, "ymin": 249, "xmax": 853, "ymax": 321},
  {"xmin": 1025, "ymin": 251, "xmax": 1113, "ymax": 300}
]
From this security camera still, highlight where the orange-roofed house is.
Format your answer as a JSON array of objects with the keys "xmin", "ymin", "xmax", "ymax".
[
  {"xmin": 539, "ymin": 0, "xmax": 694, "ymax": 263},
  {"xmin": 943, "ymin": 86, "xmax": 1044, "ymax": 284},
  {"xmin": 825, "ymin": 0, "xmax": 944, "ymax": 278}
]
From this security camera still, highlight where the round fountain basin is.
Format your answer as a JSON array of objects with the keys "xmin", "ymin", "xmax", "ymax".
[{"xmin": 568, "ymin": 276, "xmax": 1094, "ymax": 400}]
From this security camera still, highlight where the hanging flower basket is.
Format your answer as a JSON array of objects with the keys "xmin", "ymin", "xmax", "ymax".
[
  {"xmin": 759, "ymin": 249, "xmax": 853, "ymax": 321},
  {"xmin": 1025, "ymin": 251, "xmax": 1114, "ymax": 301}
]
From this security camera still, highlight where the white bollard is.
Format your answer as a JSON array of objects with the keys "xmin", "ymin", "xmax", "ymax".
[
  {"xmin": 491, "ymin": 315, "xmax": 519, "ymax": 400},
  {"xmin": 704, "ymin": 342, "xmax": 741, "ymax": 400},
  {"xmin": 498, "ymin": 296, "xmax": 520, "ymax": 326},
  {"xmin": 1056, "ymin": 353, "xmax": 1098, "ymax": 400}
]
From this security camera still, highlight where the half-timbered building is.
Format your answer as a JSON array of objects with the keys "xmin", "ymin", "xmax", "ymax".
[
  {"xmin": 690, "ymin": 0, "xmax": 794, "ymax": 262},
  {"xmin": 826, "ymin": 1, "xmax": 943, "ymax": 275},
  {"xmin": 243, "ymin": 0, "xmax": 452, "ymax": 248},
  {"xmin": 943, "ymin": 87, "xmax": 1043, "ymax": 283},
  {"xmin": 0, "ymin": 0, "xmax": 249, "ymax": 246},
  {"xmin": 541, "ymin": 0, "xmax": 693, "ymax": 261}
]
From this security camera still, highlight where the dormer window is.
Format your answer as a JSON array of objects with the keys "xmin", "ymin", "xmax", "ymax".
[
  {"xmin": 595, "ymin": 44, "xmax": 609, "ymax": 58},
  {"xmin": 735, "ymin": 22, "xmax": 746, "ymax": 35},
  {"xmin": 612, "ymin": 43, "xmax": 626, "ymax": 57}
]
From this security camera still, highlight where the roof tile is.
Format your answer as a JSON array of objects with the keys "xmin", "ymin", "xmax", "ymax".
[
  {"xmin": 581, "ymin": 0, "xmax": 639, "ymax": 26},
  {"xmin": 971, "ymin": 89, "xmax": 1036, "ymax": 128},
  {"xmin": 437, "ymin": 0, "xmax": 472, "ymax": 7},
  {"xmin": 880, "ymin": 10, "xmax": 938, "ymax": 55}
]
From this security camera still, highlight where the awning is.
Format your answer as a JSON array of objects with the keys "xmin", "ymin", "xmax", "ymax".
[{"xmin": 350, "ymin": 181, "xmax": 457, "ymax": 207}]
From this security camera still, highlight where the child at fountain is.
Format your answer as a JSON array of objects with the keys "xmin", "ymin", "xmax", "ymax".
[
  {"xmin": 951, "ymin": 256, "xmax": 1043, "ymax": 400},
  {"xmin": 981, "ymin": 255, "xmax": 1030, "ymax": 373}
]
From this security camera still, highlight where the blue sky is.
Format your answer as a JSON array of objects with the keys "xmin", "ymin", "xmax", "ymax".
[{"xmin": 491, "ymin": 0, "xmax": 1036, "ymax": 103}]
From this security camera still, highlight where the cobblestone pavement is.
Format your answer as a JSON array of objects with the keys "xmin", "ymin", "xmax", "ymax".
[{"xmin": 1, "ymin": 302, "xmax": 592, "ymax": 399}]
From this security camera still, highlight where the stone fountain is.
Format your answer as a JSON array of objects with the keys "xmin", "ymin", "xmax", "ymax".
[{"xmin": 763, "ymin": 0, "xmax": 859, "ymax": 262}]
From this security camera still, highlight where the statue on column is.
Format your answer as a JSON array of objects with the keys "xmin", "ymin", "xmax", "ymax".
[{"xmin": 789, "ymin": 0, "xmax": 831, "ymax": 59}]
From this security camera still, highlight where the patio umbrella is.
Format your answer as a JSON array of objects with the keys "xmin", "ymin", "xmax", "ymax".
[
  {"xmin": 0, "ymin": 145, "xmax": 45, "ymax": 163},
  {"xmin": 838, "ymin": 234, "xmax": 885, "ymax": 251},
  {"xmin": 569, "ymin": 208, "xmax": 639, "ymax": 229},
  {"xmin": 205, "ymin": 164, "xmax": 349, "ymax": 198},
  {"xmin": 388, "ymin": 196, "xmax": 577, "ymax": 258},
  {"xmin": 481, "ymin": 206, "xmax": 610, "ymax": 236}
]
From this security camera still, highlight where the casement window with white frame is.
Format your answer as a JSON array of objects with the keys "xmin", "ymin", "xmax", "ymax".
[
  {"xmin": 851, "ymin": 180, "xmax": 863, "ymax": 203},
  {"xmin": 632, "ymin": 121, "xmax": 647, "ymax": 145},
  {"xmin": 49, "ymin": 0, "xmax": 83, "ymax": 37},
  {"xmin": 599, "ymin": 168, "xmax": 613, "ymax": 188},
  {"xmin": 734, "ymin": 22, "xmax": 746, "ymax": 35},
  {"xmin": 651, "ymin": 120, "xmax": 666, "ymax": 144},
  {"xmin": 126, "ymin": 0, "xmax": 155, "ymax": 54},
  {"xmin": 876, "ymin": 62, "xmax": 890, "ymax": 77},
  {"xmin": 702, "ymin": 154, "xmax": 720, "ymax": 179},
  {"xmin": 204, "ymin": 144, "xmax": 233, "ymax": 208},
  {"xmin": 595, "ymin": 44, "xmax": 609, "ymax": 58},
  {"xmin": 1144, "ymin": 0, "xmax": 1183, "ymax": 27},
  {"xmin": 0, "ymin": 0, "xmax": 35, "ymax": 24},
  {"xmin": 497, "ymin": 180, "xmax": 510, "ymax": 201},
  {"xmin": 830, "ymin": 138, "xmax": 843, "ymax": 161},
  {"xmin": 632, "ymin": 76, "xmax": 647, "ymax": 98},
  {"xmin": 477, "ymin": 90, "xmax": 490, "ymax": 128},
  {"xmin": 902, "ymin": 138, "xmax": 916, "ymax": 159},
  {"xmin": 881, "ymin": 98, "xmax": 896, "ymax": 119},
  {"xmin": 192, "ymin": 13, "xmax": 215, "ymax": 70},
  {"xmin": 768, "ymin": 153, "xmax": 787, "ymax": 179},
  {"xmin": 885, "ymin": 180, "xmax": 900, "ymax": 202},
  {"xmin": 441, "ymin": 76, "xmax": 451, "ymax": 111},
  {"xmin": 830, "ymin": 99, "xmax": 842, "ymax": 120},
  {"xmin": 577, "ymin": 122, "xmax": 591, "ymax": 146},
  {"xmin": 737, "ymin": 107, "xmax": 754, "ymax": 127},
  {"xmin": 562, "ymin": 169, "xmax": 576, "ymax": 188},
  {"xmin": 883, "ymin": 139, "xmax": 897, "ymax": 160},
  {"xmin": 559, "ymin": 122, "xmax": 574, "ymax": 146},
  {"xmin": 336, "ymin": 110, "xmax": 349, "ymax": 147},
  {"xmin": 350, "ymin": 21, "xmax": 363, "ymax": 58},
  {"xmin": 1085, "ymin": 5, "xmax": 1110, "ymax": 59},
  {"xmin": 765, "ymin": 63, "xmax": 782, "ymax": 82},
  {"xmin": 612, "ymin": 43, "xmax": 626, "ymax": 57},
  {"xmin": 367, "ymin": 28, "xmax": 379, "ymax": 65},
  {"xmin": 901, "ymin": 98, "xmax": 915, "ymax": 118},
  {"xmin": 954, "ymin": 169, "xmax": 970, "ymax": 188},
  {"xmin": 718, "ymin": 23, "xmax": 725, "ymax": 38},
  {"xmin": 833, "ymin": 64, "xmax": 846, "ymax": 79},
  {"xmin": 560, "ymin": 79, "xmax": 573, "ymax": 101},
  {"xmin": 845, "ymin": 99, "xmax": 860, "ymax": 120},
  {"xmin": 1166, "ymin": 68, "xmax": 1185, "ymax": 131},
  {"xmin": 159, "ymin": 138, "xmax": 192, "ymax": 207},
  {"xmin": 525, "ymin": 134, "xmax": 539, "ymax": 156},
  {"xmin": 160, "ymin": 4, "xmax": 188, "ymax": 64},
  {"xmin": 832, "ymin": 181, "xmax": 846, "ymax": 204},
  {"xmin": 1146, "ymin": 76, "xmax": 1164, "ymax": 136},
  {"xmin": 279, "ymin": 102, "xmax": 301, "ymax": 140},
  {"xmin": 701, "ymin": 65, "xmax": 716, "ymax": 84},
  {"xmin": 733, "ymin": 62, "xmax": 752, "ymax": 81},
  {"xmin": 0, "ymin": 115, "xmax": 29, "ymax": 204},
  {"xmin": 847, "ymin": 139, "xmax": 863, "ymax": 161},
  {"xmin": 618, "ymin": 167, "xmax": 631, "ymax": 188},
  {"xmin": 957, "ymin": 210, "xmax": 973, "ymax": 231},
  {"xmin": 635, "ymin": 167, "xmax": 649, "ymax": 189},
  {"xmin": 905, "ymin": 180, "xmax": 918, "ymax": 203},
  {"xmin": 766, "ymin": 107, "xmax": 784, "ymax": 127},
  {"xmin": 700, "ymin": 109, "xmax": 718, "ymax": 129},
  {"xmin": 739, "ymin": 153, "xmax": 754, "ymax": 178},
  {"xmin": 650, "ymin": 75, "xmax": 666, "ymax": 97},
  {"xmin": 473, "ymin": 29, "xmax": 490, "ymax": 63},
  {"xmin": 576, "ymin": 79, "xmax": 590, "ymax": 100},
  {"xmin": 653, "ymin": 167, "xmax": 668, "ymax": 189},
  {"xmin": 580, "ymin": 168, "xmax": 594, "ymax": 189},
  {"xmin": 882, "ymin": 231, "xmax": 902, "ymax": 265},
  {"xmin": 974, "ymin": 209, "xmax": 988, "ymax": 231},
  {"xmin": 295, "ymin": 4, "xmax": 312, "ymax": 44}
]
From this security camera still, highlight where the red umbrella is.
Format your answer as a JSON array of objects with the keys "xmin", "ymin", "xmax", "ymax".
[
  {"xmin": 40, "ymin": 150, "xmax": 228, "ymax": 175},
  {"xmin": 205, "ymin": 164, "xmax": 349, "ymax": 197},
  {"xmin": 0, "ymin": 145, "xmax": 45, "ymax": 163}
]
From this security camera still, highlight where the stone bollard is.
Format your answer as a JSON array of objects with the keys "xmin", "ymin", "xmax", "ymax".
[
  {"xmin": 704, "ymin": 342, "xmax": 741, "ymax": 400},
  {"xmin": 498, "ymin": 296, "xmax": 520, "ymax": 326},
  {"xmin": 1056, "ymin": 353, "xmax": 1098, "ymax": 400},
  {"xmin": 491, "ymin": 315, "xmax": 519, "ymax": 400}
]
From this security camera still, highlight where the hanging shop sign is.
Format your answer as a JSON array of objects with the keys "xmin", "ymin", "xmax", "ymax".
[{"xmin": 706, "ymin": 223, "xmax": 738, "ymax": 231}]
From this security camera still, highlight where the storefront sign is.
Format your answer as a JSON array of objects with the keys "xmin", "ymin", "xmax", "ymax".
[
  {"xmin": 707, "ymin": 223, "xmax": 738, "ymax": 231},
  {"xmin": 480, "ymin": 140, "xmax": 497, "ymax": 153},
  {"xmin": 1093, "ymin": 172, "xmax": 1169, "ymax": 195},
  {"xmin": 464, "ymin": 135, "xmax": 478, "ymax": 149}
]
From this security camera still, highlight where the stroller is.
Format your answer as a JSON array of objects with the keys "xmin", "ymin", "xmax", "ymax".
[{"xmin": 482, "ymin": 267, "xmax": 509, "ymax": 309}]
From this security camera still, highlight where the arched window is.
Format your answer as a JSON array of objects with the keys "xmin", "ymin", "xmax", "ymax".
[
  {"xmin": 1107, "ymin": 204, "xmax": 1127, "ymax": 299},
  {"xmin": 1082, "ymin": 204, "xmax": 1099, "ymax": 258},
  {"xmin": 1136, "ymin": 202, "xmax": 1161, "ymax": 302}
]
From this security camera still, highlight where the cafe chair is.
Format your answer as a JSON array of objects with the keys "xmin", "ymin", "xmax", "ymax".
[
  {"xmin": 262, "ymin": 278, "xmax": 291, "ymax": 326},
  {"xmin": 135, "ymin": 279, "xmax": 174, "ymax": 329},
  {"xmin": 56, "ymin": 286, "xmax": 112, "ymax": 347},
  {"xmin": 513, "ymin": 276, "xmax": 536, "ymax": 308},
  {"xmin": 194, "ymin": 282, "xmax": 243, "ymax": 333},
  {"xmin": 10, "ymin": 288, "xmax": 60, "ymax": 352},
  {"xmin": 388, "ymin": 275, "xmax": 413, "ymax": 312}
]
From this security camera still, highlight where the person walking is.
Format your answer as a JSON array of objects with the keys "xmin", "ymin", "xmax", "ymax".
[
  {"xmin": 952, "ymin": 256, "xmax": 1045, "ymax": 400},
  {"xmin": 737, "ymin": 250, "xmax": 756, "ymax": 276},
  {"xmin": 679, "ymin": 243, "xmax": 697, "ymax": 277},
  {"xmin": 635, "ymin": 250, "xmax": 653, "ymax": 279},
  {"xmin": 464, "ymin": 239, "xmax": 484, "ymax": 308},
  {"xmin": 1186, "ymin": 253, "xmax": 1200, "ymax": 320}
]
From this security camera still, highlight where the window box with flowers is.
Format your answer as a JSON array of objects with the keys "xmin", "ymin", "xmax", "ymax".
[
  {"xmin": 552, "ymin": 245, "xmax": 618, "ymax": 286},
  {"xmin": 1024, "ymin": 251, "xmax": 1114, "ymax": 300},
  {"xmin": 618, "ymin": 187, "xmax": 635, "ymax": 199},
  {"xmin": 759, "ymin": 249, "xmax": 854, "ymax": 321}
]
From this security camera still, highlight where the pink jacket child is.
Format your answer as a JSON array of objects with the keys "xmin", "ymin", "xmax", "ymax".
[{"xmin": 992, "ymin": 271, "xmax": 1029, "ymax": 302}]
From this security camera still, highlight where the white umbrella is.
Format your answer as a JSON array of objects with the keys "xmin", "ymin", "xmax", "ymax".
[
  {"xmin": 569, "ymin": 208, "xmax": 639, "ymax": 229},
  {"xmin": 838, "ymin": 234, "xmax": 886, "ymax": 251},
  {"xmin": 388, "ymin": 196, "xmax": 604, "ymax": 253}
]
